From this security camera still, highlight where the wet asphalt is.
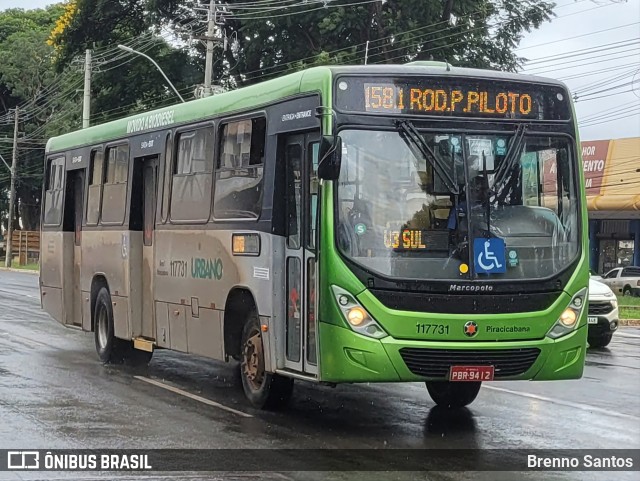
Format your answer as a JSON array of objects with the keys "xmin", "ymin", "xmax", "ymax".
[{"xmin": 0, "ymin": 270, "xmax": 638, "ymax": 481}]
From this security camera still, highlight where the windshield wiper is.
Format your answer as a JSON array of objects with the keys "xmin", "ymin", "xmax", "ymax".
[
  {"xmin": 396, "ymin": 120, "xmax": 459, "ymax": 194},
  {"xmin": 493, "ymin": 124, "xmax": 528, "ymax": 189}
]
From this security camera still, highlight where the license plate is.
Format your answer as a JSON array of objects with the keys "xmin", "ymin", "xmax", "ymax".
[
  {"xmin": 588, "ymin": 316, "xmax": 599, "ymax": 324},
  {"xmin": 450, "ymin": 365, "xmax": 494, "ymax": 382}
]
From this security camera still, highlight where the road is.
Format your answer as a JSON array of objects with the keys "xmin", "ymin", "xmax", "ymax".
[{"xmin": 0, "ymin": 270, "xmax": 638, "ymax": 481}]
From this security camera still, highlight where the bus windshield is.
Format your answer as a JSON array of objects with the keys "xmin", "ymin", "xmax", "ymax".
[{"xmin": 336, "ymin": 129, "xmax": 579, "ymax": 281}]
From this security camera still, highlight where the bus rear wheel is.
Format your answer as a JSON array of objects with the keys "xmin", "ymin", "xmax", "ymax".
[
  {"xmin": 94, "ymin": 287, "xmax": 152, "ymax": 366},
  {"xmin": 94, "ymin": 287, "xmax": 120, "ymax": 363},
  {"xmin": 240, "ymin": 313, "xmax": 293, "ymax": 409},
  {"xmin": 426, "ymin": 381, "xmax": 482, "ymax": 408}
]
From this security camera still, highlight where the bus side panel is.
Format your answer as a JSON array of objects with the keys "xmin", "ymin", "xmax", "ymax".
[
  {"xmin": 81, "ymin": 230, "xmax": 131, "ymax": 339},
  {"xmin": 40, "ymin": 230, "xmax": 66, "ymax": 325},
  {"xmin": 187, "ymin": 307, "xmax": 223, "ymax": 359},
  {"xmin": 154, "ymin": 228, "xmax": 274, "ymax": 363}
]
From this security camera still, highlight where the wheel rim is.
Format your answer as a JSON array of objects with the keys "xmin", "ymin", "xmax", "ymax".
[
  {"xmin": 97, "ymin": 304, "xmax": 108, "ymax": 349},
  {"xmin": 242, "ymin": 326, "xmax": 265, "ymax": 392}
]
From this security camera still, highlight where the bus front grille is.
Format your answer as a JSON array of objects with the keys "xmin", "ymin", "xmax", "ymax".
[{"xmin": 399, "ymin": 347, "xmax": 541, "ymax": 379}]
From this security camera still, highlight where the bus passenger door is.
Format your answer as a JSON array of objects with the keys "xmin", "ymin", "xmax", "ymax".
[
  {"xmin": 66, "ymin": 170, "xmax": 84, "ymax": 327},
  {"xmin": 141, "ymin": 157, "xmax": 159, "ymax": 339},
  {"xmin": 283, "ymin": 134, "xmax": 319, "ymax": 376}
]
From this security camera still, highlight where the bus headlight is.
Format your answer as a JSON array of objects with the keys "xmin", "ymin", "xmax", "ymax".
[
  {"xmin": 547, "ymin": 287, "xmax": 588, "ymax": 339},
  {"xmin": 332, "ymin": 285, "xmax": 388, "ymax": 339}
]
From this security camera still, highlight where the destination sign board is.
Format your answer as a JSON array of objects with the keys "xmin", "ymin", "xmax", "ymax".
[{"xmin": 335, "ymin": 76, "xmax": 571, "ymax": 121}]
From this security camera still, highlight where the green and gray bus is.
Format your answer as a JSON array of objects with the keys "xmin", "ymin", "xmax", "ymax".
[{"xmin": 40, "ymin": 62, "xmax": 588, "ymax": 409}]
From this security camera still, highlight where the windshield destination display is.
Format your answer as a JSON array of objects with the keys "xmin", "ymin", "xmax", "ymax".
[
  {"xmin": 335, "ymin": 76, "xmax": 571, "ymax": 121},
  {"xmin": 365, "ymin": 84, "xmax": 534, "ymax": 117}
]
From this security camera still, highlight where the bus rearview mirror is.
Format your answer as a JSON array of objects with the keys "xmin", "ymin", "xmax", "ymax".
[{"xmin": 318, "ymin": 135, "xmax": 342, "ymax": 181}]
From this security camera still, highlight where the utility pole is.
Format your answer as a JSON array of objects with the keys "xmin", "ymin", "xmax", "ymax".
[
  {"xmin": 82, "ymin": 49, "xmax": 92, "ymax": 128},
  {"xmin": 5, "ymin": 107, "xmax": 18, "ymax": 268},
  {"xmin": 202, "ymin": 0, "xmax": 216, "ymax": 98}
]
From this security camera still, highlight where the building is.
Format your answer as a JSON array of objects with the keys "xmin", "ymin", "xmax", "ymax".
[{"xmin": 584, "ymin": 137, "xmax": 640, "ymax": 274}]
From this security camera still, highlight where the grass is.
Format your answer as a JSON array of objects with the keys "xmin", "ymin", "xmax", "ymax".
[
  {"xmin": 615, "ymin": 295, "xmax": 640, "ymax": 320},
  {"xmin": 5, "ymin": 262, "xmax": 39, "ymax": 271},
  {"xmin": 616, "ymin": 295, "xmax": 640, "ymax": 307}
]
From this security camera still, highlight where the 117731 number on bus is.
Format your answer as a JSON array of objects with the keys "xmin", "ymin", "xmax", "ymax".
[{"xmin": 416, "ymin": 323, "xmax": 449, "ymax": 335}]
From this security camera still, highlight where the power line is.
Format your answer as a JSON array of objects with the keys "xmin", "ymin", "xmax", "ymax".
[
  {"xmin": 523, "ymin": 38, "xmax": 639, "ymax": 66},
  {"xmin": 580, "ymin": 100, "xmax": 640, "ymax": 121},
  {"xmin": 516, "ymin": 21, "xmax": 640, "ymax": 52},
  {"xmin": 574, "ymin": 67, "xmax": 640, "ymax": 94},
  {"xmin": 581, "ymin": 109, "xmax": 640, "ymax": 126},
  {"xmin": 525, "ymin": 47, "xmax": 640, "ymax": 74},
  {"xmin": 577, "ymin": 89, "xmax": 637, "ymax": 102},
  {"xmin": 577, "ymin": 80, "xmax": 638, "ymax": 99},
  {"xmin": 528, "ymin": 51, "xmax": 640, "ymax": 76}
]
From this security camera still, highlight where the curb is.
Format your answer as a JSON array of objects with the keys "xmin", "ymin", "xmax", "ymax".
[
  {"xmin": 0, "ymin": 267, "xmax": 39, "ymax": 275},
  {"xmin": 619, "ymin": 319, "xmax": 640, "ymax": 326}
]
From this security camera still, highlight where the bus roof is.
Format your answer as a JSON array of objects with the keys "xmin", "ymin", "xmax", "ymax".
[{"xmin": 46, "ymin": 63, "xmax": 567, "ymax": 154}]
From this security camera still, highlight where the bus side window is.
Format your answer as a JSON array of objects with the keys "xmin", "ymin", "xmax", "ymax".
[
  {"xmin": 101, "ymin": 144, "xmax": 128, "ymax": 224},
  {"xmin": 43, "ymin": 157, "xmax": 65, "ymax": 226},
  {"xmin": 86, "ymin": 149, "xmax": 103, "ymax": 225},
  {"xmin": 214, "ymin": 117, "xmax": 266, "ymax": 220},
  {"xmin": 169, "ymin": 127, "xmax": 214, "ymax": 223}
]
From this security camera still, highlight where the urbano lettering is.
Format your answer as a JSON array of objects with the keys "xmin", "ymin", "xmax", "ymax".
[{"xmin": 191, "ymin": 257, "xmax": 223, "ymax": 280}]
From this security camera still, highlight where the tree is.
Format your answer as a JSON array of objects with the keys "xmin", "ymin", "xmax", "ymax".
[
  {"xmin": 215, "ymin": 0, "xmax": 555, "ymax": 86},
  {"xmin": 0, "ymin": 4, "xmax": 73, "ymax": 233},
  {"xmin": 50, "ymin": 0, "xmax": 202, "ymax": 123},
  {"xmin": 52, "ymin": 0, "xmax": 555, "ymax": 90}
]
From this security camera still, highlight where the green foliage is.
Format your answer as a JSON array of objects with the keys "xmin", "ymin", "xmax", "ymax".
[
  {"xmin": 0, "ymin": 4, "xmax": 73, "ymax": 232},
  {"xmin": 53, "ymin": 0, "xmax": 554, "ymax": 89},
  {"xmin": 214, "ymin": 0, "xmax": 555, "ymax": 85},
  {"xmin": 52, "ymin": 0, "xmax": 201, "ymax": 123}
]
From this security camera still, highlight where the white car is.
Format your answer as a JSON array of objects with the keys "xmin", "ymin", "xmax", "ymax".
[
  {"xmin": 587, "ymin": 278, "xmax": 619, "ymax": 348},
  {"xmin": 597, "ymin": 266, "xmax": 640, "ymax": 297}
]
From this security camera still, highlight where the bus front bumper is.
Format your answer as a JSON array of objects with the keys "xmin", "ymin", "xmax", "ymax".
[{"xmin": 318, "ymin": 322, "xmax": 587, "ymax": 383}]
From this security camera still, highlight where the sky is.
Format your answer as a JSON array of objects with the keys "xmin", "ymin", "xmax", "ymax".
[{"xmin": 0, "ymin": 0, "xmax": 639, "ymax": 141}]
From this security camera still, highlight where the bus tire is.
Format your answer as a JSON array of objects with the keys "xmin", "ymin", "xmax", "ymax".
[
  {"xmin": 240, "ymin": 312, "xmax": 293, "ymax": 409},
  {"xmin": 588, "ymin": 333, "xmax": 613, "ymax": 348},
  {"xmin": 426, "ymin": 381, "xmax": 482, "ymax": 408},
  {"xmin": 94, "ymin": 287, "xmax": 120, "ymax": 363}
]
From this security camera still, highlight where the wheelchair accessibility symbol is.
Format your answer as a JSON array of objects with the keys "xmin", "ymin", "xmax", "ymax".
[{"xmin": 474, "ymin": 238, "xmax": 506, "ymax": 274}]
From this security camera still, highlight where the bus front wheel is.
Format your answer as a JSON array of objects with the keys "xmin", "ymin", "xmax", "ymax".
[
  {"xmin": 426, "ymin": 381, "xmax": 481, "ymax": 408},
  {"xmin": 240, "ymin": 313, "xmax": 293, "ymax": 409}
]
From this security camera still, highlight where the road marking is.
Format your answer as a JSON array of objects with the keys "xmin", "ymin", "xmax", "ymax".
[
  {"xmin": 134, "ymin": 375, "xmax": 253, "ymax": 418},
  {"xmin": 483, "ymin": 385, "xmax": 639, "ymax": 421},
  {"xmin": 0, "ymin": 331, "xmax": 50, "ymax": 348}
]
